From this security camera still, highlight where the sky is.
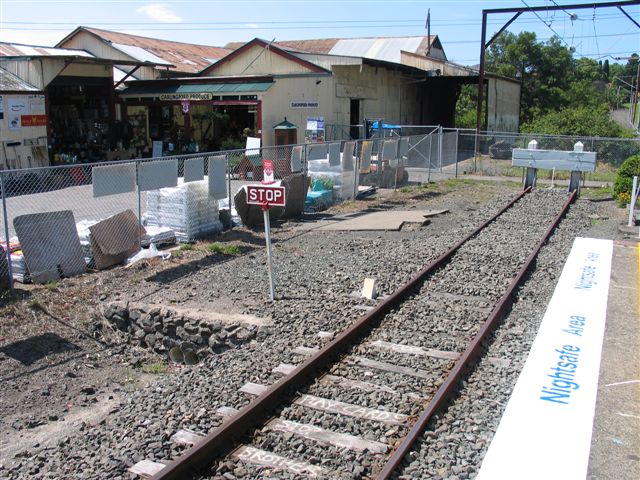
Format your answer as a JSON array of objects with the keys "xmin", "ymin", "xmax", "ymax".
[{"xmin": 0, "ymin": 0, "xmax": 638, "ymax": 66}]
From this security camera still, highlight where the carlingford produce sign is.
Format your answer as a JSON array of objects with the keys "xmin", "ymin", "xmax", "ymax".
[{"xmin": 158, "ymin": 93, "xmax": 213, "ymax": 101}]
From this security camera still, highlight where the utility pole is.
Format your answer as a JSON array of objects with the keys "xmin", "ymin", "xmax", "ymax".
[{"xmin": 475, "ymin": 0, "xmax": 640, "ymax": 153}]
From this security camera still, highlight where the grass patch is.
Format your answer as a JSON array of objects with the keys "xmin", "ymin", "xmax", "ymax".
[
  {"xmin": 179, "ymin": 243, "xmax": 194, "ymax": 251},
  {"xmin": 45, "ymin": 280, "xmax": 57, "ymax": 291},
  {"xmin": 207, "ymin": 243, "xmax": 224, "ymax": 254},
  {"xmin": 141, "ymin": 361, "xmax": 169, "ymax": 374},
  {"xmin": 207, "ymin": 243, "xmax": 241, "ymax": 255},
  {"xmin": 131, "ymin": 360, "xmax": 169, "ymax": 374},
  {"xmin": 581, "ymin": 185, "xmax": 613, "ymax": 201},
  {"xmin": 499, "ymin": 160, "xmax": 617, "ymax": 183}
]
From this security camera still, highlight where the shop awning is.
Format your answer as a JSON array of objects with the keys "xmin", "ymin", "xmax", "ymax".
[{"xmin": 119, "ymin": 81, "xmax": 273, "ymax": 98}]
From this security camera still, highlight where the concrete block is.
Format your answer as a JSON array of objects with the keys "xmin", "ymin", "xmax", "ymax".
[{"xmin": 361, "ymin": 277, "xmax": 378, "ymax": 300}]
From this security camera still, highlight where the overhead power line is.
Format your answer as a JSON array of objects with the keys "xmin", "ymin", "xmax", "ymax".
[{"xmin": 0, "ymin": 12, "xmax": 631, "ymax": 27}]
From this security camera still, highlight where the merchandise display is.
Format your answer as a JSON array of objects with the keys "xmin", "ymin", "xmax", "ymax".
[
  {"xmin": 0, "ymin": 239, "xmax": 29, "ymax": 283},
  {"xmin": 307, "ymin": 154, "xmax": 355, "ymax": 202},
  {"xmin": 146, "ymin": 178, "xmax": 223, "ymax": 242}
]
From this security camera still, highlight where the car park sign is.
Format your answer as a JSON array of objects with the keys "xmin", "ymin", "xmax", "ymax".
[{"xmin": 246, "ymin": 185, "xmax": 286, "ymax": 207}]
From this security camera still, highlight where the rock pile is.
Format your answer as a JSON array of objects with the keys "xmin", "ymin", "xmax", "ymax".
[{"xmin": 102, "ymin": 303, "xmax": 257, "ymax": 363}]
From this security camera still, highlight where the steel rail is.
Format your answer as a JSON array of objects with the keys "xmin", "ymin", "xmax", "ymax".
[
  {"xmin": 150, "ymin": 186, "xmax": 532, "ymax": 480},
  {"xmin": 376, "ymin": 189, "xmax": 577, "ymax": 479}
]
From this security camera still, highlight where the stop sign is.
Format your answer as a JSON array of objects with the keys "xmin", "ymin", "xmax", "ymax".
[{"xmin": 246, "ymin": 185, "xmax": 286, "ymax": 207}]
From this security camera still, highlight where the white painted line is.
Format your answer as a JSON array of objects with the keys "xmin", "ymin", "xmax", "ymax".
[
  {"xmin": 617, "ymin": 412, "xmax": 640, "ymax": 419},
  {"xmin": 349, "ymin": 355, "xmax": 434, "ymax": 380},
  {"xmin": 293, "ymin": 346, "xmax": 320, "ymax": 356},
  {"xmin": 128, "ymin": 459, "xmax": 166, "ymax": 477},
  {"xmin": 317, "ymin": 330, "xmax": 335, "ymax": 339},
  {"xmin": 605, "ymin": 379, "xmax": 639, "ymax": 387},
  {"xmin": 296, "ymin": 394, "xmax": 408, "ymax": 425},
  {"xmin": 368, "ymin": 340, "xmax": 459, "ymax": 360},
  {"xmin": 238, "ymin": 382, "xmax": 408, "ymax": 425},
  {"xmin": 273, "ymin": 363, "xmax": 296, "ymax": 376},
  {"xmin": 240, "ymin": 382, "xmax": 268, "ymax": 396},
  {"xmin": 216, "ymin": 406, "xmax": 239, "ymax": 418},
  {"xmin": 267, "ymin": 418, "xmax": 388, "ymax": 454},
  {"xmin": 323, "ymin": 374, "xmax": 402, "ymax": 395},
  {"xmin": 170, "ymin": 429, "xmax": 204, "ymax": 446},
  {"xmin": 233, "ymin": 446, "xmax": 325, "ymax": 477},
  {"xmin": 477, "ymin": 237, "xmax": 613, "ymax": 480}
]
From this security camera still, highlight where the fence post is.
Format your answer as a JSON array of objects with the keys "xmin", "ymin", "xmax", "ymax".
[
  {"xmin": 136, "ymin": 160, "xmax": 142, "ymax": 247},
  {"xmin": 0, "ymin": 173, "xmax": 14, "ymax": 290},
  {"xmin": 438, "ymin": 126, "xmax": 443, "ymax": 172},
  {"xmin": 455, "ymin": 129, "xmax": 460, "ymax": 178},
  {"xmin": 628, "ymin": 176, "xmax": 639, "ymax": 227},
  {"xmin": 353, "ymin": 140, "xmax": 359, "ymax": 200},
  {"xmin": 303, "ymin": 144, "xmax": 309, "ymax": 176},
  {"xmin": 427, "ymin": 133, "xmax": 432, "ymax": 184},
  {"xmin": 226, "ymin": 153, "xmax": 232, "ymax": 230}
]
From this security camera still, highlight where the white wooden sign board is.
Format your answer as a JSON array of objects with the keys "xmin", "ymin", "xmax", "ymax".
[
  {"xmin": 512, "ymin": 148, "xmax": 596, "ymax": 172},
  {"xmin": 477, "ymin": 237, "xmax": 612, "ymax": 480}
]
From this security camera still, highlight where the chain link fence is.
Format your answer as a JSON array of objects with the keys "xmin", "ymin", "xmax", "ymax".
[
  {"xmin": 1, "ymin": 128, "xmax": 637, "ymax": 288},
  {"xmin": 466, "ymin": 131, "xmax": 640, "ymax": 179}
]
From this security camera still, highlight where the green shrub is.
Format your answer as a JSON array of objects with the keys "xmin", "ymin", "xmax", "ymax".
[
  {"xmin": 613, "ymin": 154, "xmax": 640, "ymax": 206},
  {"xmin": 208, "ymin": 243, "xmax": 224, "ymax": 254},
  {"xmin": 207, "ymin": 243, "xmax": 241, "ymax": 255}
]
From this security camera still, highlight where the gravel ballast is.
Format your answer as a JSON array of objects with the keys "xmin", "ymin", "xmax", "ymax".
[{"xmin": 0, "ymin": 181, "xmax": 623, "ymax": 479}]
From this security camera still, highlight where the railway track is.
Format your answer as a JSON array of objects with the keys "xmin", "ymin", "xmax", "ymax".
[{"xmin": 127, "ymin": 187, "xmax": 576, "ymax": 480}]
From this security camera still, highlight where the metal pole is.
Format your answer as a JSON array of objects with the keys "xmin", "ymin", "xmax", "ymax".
[
  {"xmin": 226, "ymin": 153, "xmax": 232, "ymax": 229},
  {"xmin": 455, "ymin": 129, "xmax": 459, "ymax": 178},
  {"xmin": 136, "ymin": 160, "xmax": 142, "ymax": 247},
  {"xmin": 473, "ymin": 129, "xmax": 479, "ymax": 173},
  {"xmin": 628, "ymin": 176, "xmax": 639, "ymax": 227},
  {"xmin": 427, "ymin": 134, "xmax": 432, "ymax": 183},
  {"xmin": 394, "ymin": 140, "xmax": 399, "ymax": 191},
  {"xmin": 438, "ymin": 126, "xmax": 443, "ymax": 172},
  {"xmin": 475, "ymin": 10, "xmax": 488, "ymax": 155},
  {"xmin": 1, "ymin": 173, "xmax": 14, "ymax": 290},
  {"xmin": 263, "ymin": 207, "xmax": 275, "ymax": 301},
  {"xmin": 353, "ymin": 140, "xmax": 359, "ymax": 200}
]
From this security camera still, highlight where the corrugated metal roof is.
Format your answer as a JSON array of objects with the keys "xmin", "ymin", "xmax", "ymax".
[
  {"xmin": 0, "ymin": 42, "xmax": 94, "ymax": 58},
  {"xmin": 0, "ymin": 67, "xmax": 40, "ymax": 91},
  {"xmin": 77, "ymin": 27, "xmax": 232, "ymax": 73},
  {"xmin": 120, "ymin": 81, "xmax": 273, "ymax": 96},
  {"xmin": 330, "ymin": 37, "xmax": 425, "ymax": 63},
  {"xmin": 247, "ymin": 36, "xmax": 437, "ymax": 61},
  {"xmin": 111, "ymin": 43, "xmax": 172, "ymax": 66}
]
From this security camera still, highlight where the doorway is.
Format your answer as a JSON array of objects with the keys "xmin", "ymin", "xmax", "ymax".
[{"xmin": 350, "ymin": 99, "xmax": 360, "ymax": 139}]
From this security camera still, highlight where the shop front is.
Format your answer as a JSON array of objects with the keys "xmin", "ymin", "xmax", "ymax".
[
  {"xmin": 47, "ymin": 75, "xmax": 117, "ymax": 163},
  {"xmin": 119, "ymin": 79, "xmax": 273, "ymax": 157}
]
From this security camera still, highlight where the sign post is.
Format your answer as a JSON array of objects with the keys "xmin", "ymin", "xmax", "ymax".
[{"xmin": 246, "ymin": 184, "xmax": 286, "ymax": 301}]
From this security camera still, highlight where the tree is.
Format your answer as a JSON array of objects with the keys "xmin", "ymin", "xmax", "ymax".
[
  {"xmin": 485, "ymin": 32, "xmax": 574, "ymax": 122},
  {"xmin": 623, "ymin": 54, "xmax": 639, "ymax": 78},
  {"xmin": 471, "ymin": 31, "xmax": 631, "ymax": 137},
  {"xmin": 603, "ymin": 59, "xmax": 610, "ymax": 80},
  {"xmin": 521, "ymin": 104, "xmax": 626, "ymax": 138}
]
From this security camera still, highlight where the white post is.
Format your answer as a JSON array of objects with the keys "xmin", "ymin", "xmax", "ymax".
[
  {"xmin": 263, "ymin": 208, "xmax": 275, "ymax": 301},
  {"xmin": 628, "ymin": 176, "xmax": 639, "ymax": 228},
  {"xmin": 524, "ymin": 139, "xmax": 538, "ymax": 188}
]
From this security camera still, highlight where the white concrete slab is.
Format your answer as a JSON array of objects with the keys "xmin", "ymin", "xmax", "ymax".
[
  {"xmin": 477, "ymin": 237, "xmax": 613, "ymax": 480},
  {"xmin": 318, "ymin": 209, "xmax": 448, "ymax": 231}
]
